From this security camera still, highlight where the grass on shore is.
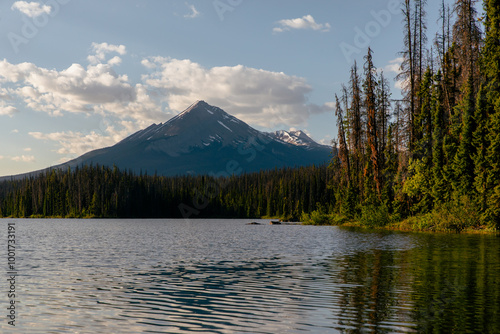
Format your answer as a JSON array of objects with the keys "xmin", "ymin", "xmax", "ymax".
[{"xmin": 300, "ymin": 204, "xmax": 499, "ymax": 234}]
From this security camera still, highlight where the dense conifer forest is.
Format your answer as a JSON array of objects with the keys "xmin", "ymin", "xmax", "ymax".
[
  {"xmin": 0, "ymin": 164, "xmax": 334, "ymax": 220},
  {"xmin": 1, "ymin": 0, "xmax": 499, "ymax": 231},
  {"xmin": 327, "ymin": 0, "xmax": 500, "ymax": 231}
]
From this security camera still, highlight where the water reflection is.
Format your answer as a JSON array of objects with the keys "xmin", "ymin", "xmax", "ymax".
[
  {"xmin": 94, "ymin": 260, "xmax": 334, "ymax": 333},
  {"xmin": 90, "ymin": 235, "xmax": 499, "ymax": 333},
  {"xmin": 1, "ymin": 220, "xmax": 498, "ymax": 333},
  {"xmin": 328, "ymin": 231, "xmax": 500, "ymax": 334}
]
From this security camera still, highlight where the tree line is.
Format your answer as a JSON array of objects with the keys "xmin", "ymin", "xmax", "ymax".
[
  {"xmin": 328, "ymin": 0, "xmax": 500, "ymax": 230},
  {"xmin": 0, "ymin": 164, "xmax": 334, "ymax": 220}
]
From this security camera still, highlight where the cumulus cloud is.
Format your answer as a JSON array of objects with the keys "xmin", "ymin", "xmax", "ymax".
[
  {"xmin": 11, "ymin": 155, "xmax": 35, "ymax": 163},
  {"xmin": 2, "ymin": 42, "xmax": 333, "ymax": 158},
  {"xmin": 0, "ymin": 104, "xmax": 19, "ymax": 117},
  {"xmin": 319, "ymin": 135, "xmax": 333, "ymax": 146},
  {"xmin": 384, "ymin": 57, "xmax": 405, "ymax": 90},
  {"xmin": 0, "ymin": 58, "xmax": 165, "ymax": 123},
  {"xmin": 184, "ymin": 3, "xmax": 200, "ymax": 18},
  {"xmin": 142, "ymin": 57, "xmax": 333, "ymax": 127},
  {"xmin": 29, "ymin": 120, "xmax": 142, "ymax": 158},
  {"xmin": 23, "ymin": 147, "xmax": 32, "ymax": 152},
  {"xmin": 87, "ymin": 42, "xmax": 127, "ymax": 65},
  {"xmin": 11, "ymin": 1, "xmax": 51, "ymax": 17},
  {"xmin": 30, "ymin": 131, "xmax": 114, "ymax": 156},
  {"xmin": 273, "ymin": 15, "xmax": 331, "ymax": 33},
  {"xmin": 385, "ymin": 57, "xmax": 404, "ymax": 74}
]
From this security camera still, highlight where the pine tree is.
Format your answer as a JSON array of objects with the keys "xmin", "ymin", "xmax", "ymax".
[
  {"xmin": 485, "ymin": 101, "xmax": 500, "ymax": 228},
  {"xmin": 364, "ymin": 48, "xmax": 382, "ymax": 200},
  {"xmin": 453, "ymin": 75, "xmax": 476, "ymax": 196},
  {"xmin": 431, "ymin": 71, "xmax": 449, "ymax": 204},
  {"xmin": 473, "ymin": 84, "xmax": 488, "ymax": 213},
  {"xmin": 481, "ymin": 0, "xmax": 500, "ymax": 229}
]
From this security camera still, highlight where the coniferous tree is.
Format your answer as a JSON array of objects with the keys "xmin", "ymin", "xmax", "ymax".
[
  {"xmin": 453, "ymin": 75, "xmax": 476, "ymax": 196},
  {"xmin": 473, "ymin": 84, "xmax": 489, "ymax": 212},
  {"xmin": 431, "ymin": 71, "xmax": 449, "ymax": 204},
  {"xmin": 364, "ymin": 48, "xmax": 382, "ymax": 200}
]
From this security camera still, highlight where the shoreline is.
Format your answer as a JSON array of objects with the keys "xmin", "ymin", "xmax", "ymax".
[
  {"xmin": 1, "ymin": 215, "xmax": 498, "ymax": 234},
  {"xmin": 303, "ymin": 219, "xmax": 499, "ymax": 234}
]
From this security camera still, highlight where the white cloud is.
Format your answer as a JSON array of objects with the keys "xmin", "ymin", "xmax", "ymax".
[
  {"xmin": 274, "ymin": 15, "xmax": 331, "ymax": 33},
  {"xmin": 0, "ymin": 156, "xmax": 4, "ymax": 160},
  {"xmin": 1, "ymin": 43, "xmax": 333, "ymax": 158},
  {"xmin": 87, "ymin": 42, "xmax": 127, "ymax": 65},
  {"xmin": 107, "ymin": 56, "xmax": 123, "ymax": 66},
  {"xmin": 11, "ymin": 129, "xmax": 19, "ymax": 133},
  {"xmin": 11, "ymin": 155, "xmax": 35, "ymax": 163},
  {"xmin": 0, "ymin": 59, "xmax": 165, "ymax": 123},
  {"xmin": 383, "ymin": 57, "xmax": 406, "ymax": 90},
  {"xmin": 384, "ymin": 57, "xmax": 403, "ymax": 74},
  {"xmin": 395, "ymin": 78, "xmax": 407, "ymax": 90},
  {"xmin": 0, "ymin": 104, "xmax": 19, "ymax": 117},
  {"xmin": 30, "ymin": 131, "xmax": 114, "ymax": 156},
  {"xmin": 29, "ymin": 120, "xmax": 142, "ymax": 158},
  {"xmin": 11, "ymin": 1, "xmax": 51, "ymax": 18},
  {"xmin": 23, "ymin": 147, "xmax": 32, "ymax": 152},
  {"xmin": 184, "ymin": 3, "xmax": 200, "ymax": 18},
  {"xmin": 0, "ymin": 88, "xmax": 14, "ymax": 100},
  {"xmin": 142, "ymin": 57, "xmax": 332, "ymax": 127},
  {"xmin": 319, "ymin": 135, "xmax": 333, "ymax": 146}
]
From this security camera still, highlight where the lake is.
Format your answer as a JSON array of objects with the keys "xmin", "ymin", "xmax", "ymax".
[{"xmin": 1, "ymin": 219, "xmax": 499, "ymax": 333}]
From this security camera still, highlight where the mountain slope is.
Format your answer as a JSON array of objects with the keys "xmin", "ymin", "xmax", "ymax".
[{"xmin": 3, "ymin": 101, "xmax": 334, "ymax": 179}]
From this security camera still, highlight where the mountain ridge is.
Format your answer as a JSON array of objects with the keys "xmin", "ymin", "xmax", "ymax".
[{"xmin": 1, "ymin": 101, "xmax": 334, "ymax": 180}]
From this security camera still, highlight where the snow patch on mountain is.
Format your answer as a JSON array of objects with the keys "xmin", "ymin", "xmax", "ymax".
[{"xmin": 217, "ymin": 120, "xmax": 233, "ymax": 132}]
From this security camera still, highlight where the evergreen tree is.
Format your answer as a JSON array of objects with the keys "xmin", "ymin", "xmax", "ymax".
[
  {"xmin": 431, "ymin": 71, "xmax": 449, "ymax": 204},
  {"xmin": 473, "ymin": 84, "xmax": 489, "ymax": 213},
  {"xmin": 453, "ymin": 75, "xmax": 476, "ymax": 195}
]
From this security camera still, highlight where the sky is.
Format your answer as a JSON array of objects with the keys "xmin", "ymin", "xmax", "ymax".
[{"xmin": 0, "ymin": 0, "xmax": 446, "ymax": 177}]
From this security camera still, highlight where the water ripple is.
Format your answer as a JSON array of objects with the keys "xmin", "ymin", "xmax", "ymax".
[{"xmin": 1, "ymin": 219, "xmax": 498, "ymax": 333}]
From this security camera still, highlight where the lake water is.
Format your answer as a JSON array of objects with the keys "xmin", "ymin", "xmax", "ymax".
[{"xmin": 0, "ymin": 219, "xmax": 499, "ymax": 333}]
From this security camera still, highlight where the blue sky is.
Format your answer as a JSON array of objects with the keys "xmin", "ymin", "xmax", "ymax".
[{"xmin": 0, "ymin": 0, "xmax": 445, "ymax": 176}]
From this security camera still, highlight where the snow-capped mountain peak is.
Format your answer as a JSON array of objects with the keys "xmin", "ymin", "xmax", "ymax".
[
  {"xmin": 21, "ymin": 101, "xmax": 333, "ymax": 177},
  {"xmin": 268, "ymin": 130, "xmax": 327, "ymax": 148}
]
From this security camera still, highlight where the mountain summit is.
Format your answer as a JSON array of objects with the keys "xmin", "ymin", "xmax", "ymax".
[
  {"xmin": 6, "ymin": 101, "xmax": 334, "ymax": 179},
  {"xmin": 119, "ymin": 100, "xmax": 265, "ymax": 156}
]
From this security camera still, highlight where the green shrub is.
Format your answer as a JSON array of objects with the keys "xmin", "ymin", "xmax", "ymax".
[
  {"xmin": 301, "ymin": 211, "xmax": 349, "ymax": 225},
  {"xmin": 359, "ymin": 204, "xmax": 391, "ymax": 227}
]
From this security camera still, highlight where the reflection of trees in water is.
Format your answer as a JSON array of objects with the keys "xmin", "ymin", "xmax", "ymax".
[
  {"xmin": 331, "ymin": 248, "xmax": 415, "ymax": 333},
  {"xmin": 94, "ymin": 233, "xmax": 499, "ymax": 333},
  {"xmin": 329, "ymin": 233, "xmax": 500, "ymax": 333},
  {"xmin": 410, "ymin": 235, "xmax": 500, "ymax": 333}
]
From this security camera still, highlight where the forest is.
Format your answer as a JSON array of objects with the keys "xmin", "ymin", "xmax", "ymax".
[
  {"xmin": 1, "ymin": 0, "xmax": 499, "ymax": 232},
  {"xmin": 0, "ymin": 164, "xmax": 334, "ymax": 221},
  {"xmin": 327, "ymin": 0, "xmax": 500, "ymax": 231}
]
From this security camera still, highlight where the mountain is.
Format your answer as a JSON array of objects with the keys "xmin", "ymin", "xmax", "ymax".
[
  {"xmin": 268, "ymin": 130, "xmax": 327, "ymax": 148},
  {"xmin": 2, "ymin": 101, "xmax": 334, "ymax": 179}
]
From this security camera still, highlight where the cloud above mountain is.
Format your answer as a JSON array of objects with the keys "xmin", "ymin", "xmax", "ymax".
[
  {"xmin": 142, "ymin": 57, "xmax": 333, "ymax": 127},
  {"xmin": 273, "ymin": 15, "xmax": 331, "ymax": 33},
  {"xmin": 0, "ymin": 42, "xmax": 332, "ymax": 160}
]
